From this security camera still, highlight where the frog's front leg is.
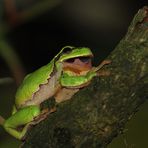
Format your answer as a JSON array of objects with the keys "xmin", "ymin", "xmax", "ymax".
[
  {"xmin": 94, "ymin": 60, "xmax": 111, "ymax": 72},
  {"xmin": 3, "ymin": 105, "xmax": 41, "ymax": 140},
  {"xmin": 94, "ymin": 60, "xmax": 111, "ymax": 76}
]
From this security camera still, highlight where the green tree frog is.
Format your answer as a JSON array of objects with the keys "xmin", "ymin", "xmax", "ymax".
[{"xmin": 1, "ymin": 46, "xmax": 110, "ymax": 140}]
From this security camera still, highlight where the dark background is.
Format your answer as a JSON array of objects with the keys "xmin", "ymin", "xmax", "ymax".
[
  {"xmin": 5, "ymin": 0, "xmax": 148, "ymax": 72},
  {"xmin": 0, "ymin": 0, "xmax": 147, "ymax": 147}
]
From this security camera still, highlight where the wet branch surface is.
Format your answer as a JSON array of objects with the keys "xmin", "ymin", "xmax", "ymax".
[{"xmin": 21, "ymin": 6, "xmax": 148, "ymax": 148}]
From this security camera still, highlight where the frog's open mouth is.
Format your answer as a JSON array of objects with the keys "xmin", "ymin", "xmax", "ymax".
[{"xmin": 63, "ymin": 56, "xmax": 92, "ymax": 74}]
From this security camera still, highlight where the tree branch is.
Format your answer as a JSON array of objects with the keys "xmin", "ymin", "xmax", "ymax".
[{"xmin": 21, "ymin": 6, "xmax": 148, "ymax": 148}]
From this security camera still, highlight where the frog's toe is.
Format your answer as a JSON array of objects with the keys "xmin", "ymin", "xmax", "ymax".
[{"xmin": 97, "ymin": 70, "xmax": 111, "ymax": 76}]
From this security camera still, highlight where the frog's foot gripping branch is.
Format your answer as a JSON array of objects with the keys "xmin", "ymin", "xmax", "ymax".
[
  {"xmin": 94, "ymin": 60, "xmax": 111, "ymax": 77},
  {"xmin": 95, "ymin": 60, "xmax": 111, "ymax": 72}
]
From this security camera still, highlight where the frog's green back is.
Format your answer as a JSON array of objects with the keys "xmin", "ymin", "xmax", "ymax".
[
  {"xmin": 15, "ymin": 59, "xmax": 55, "ymax": 107},
  {"xmin": 15, "ymin": 46, "xmax": 74, "ymax": 107}
]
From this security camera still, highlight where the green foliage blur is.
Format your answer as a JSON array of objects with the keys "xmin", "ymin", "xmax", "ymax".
[{"xmin": 0, "ymin": 0, "xmax": 147, "ymax": 147}]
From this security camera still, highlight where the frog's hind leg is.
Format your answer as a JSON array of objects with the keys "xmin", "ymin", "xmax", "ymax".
[
  {"xmin": 3, "ymin": 105, "xmax": 41, "ymax": 140},
  {"xmin": 32, "ymin": 107, "xmax": 56, "ymax": 125}
]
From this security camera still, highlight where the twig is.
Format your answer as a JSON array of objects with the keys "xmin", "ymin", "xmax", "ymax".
[{"xmin": 0, "ymin": 40, "xmax": 25, "ymax": 85}]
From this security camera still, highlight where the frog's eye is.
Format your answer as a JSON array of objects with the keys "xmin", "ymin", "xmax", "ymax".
[
  {"xmin": 65, "ymin": 57, "xmax": 91, "ymax": 63},
  {"xmin": 65, "ymin": 58, "xmax": 75, "ymax": 63},
  {"xmin": 79, "ymin": 57, "xmax": 91, "ymax": 63},
  {"xmin": 62, "ymin": 46, "xmax": 74, "ymax": 54}
]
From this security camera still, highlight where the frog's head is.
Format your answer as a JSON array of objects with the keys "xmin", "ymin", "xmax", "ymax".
[{"xmin": 58, "ymin": 46, "xmax": 93, "ymax": 74}]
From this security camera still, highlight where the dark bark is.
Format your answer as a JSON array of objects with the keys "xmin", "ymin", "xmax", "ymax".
[{"xmin": 21, "ymin": 6, "xmax": 148, "ymax": 148}]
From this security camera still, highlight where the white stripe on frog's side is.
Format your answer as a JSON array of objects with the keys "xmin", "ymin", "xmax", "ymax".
[{"xmin": 22, "ymin": 70, "xmax": 61, "ymax": 107}]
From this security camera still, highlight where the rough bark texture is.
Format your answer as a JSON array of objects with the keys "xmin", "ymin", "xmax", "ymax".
[{"xmin": 21, "ymin": 6, "xmax": 148, "ymax": 148}]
